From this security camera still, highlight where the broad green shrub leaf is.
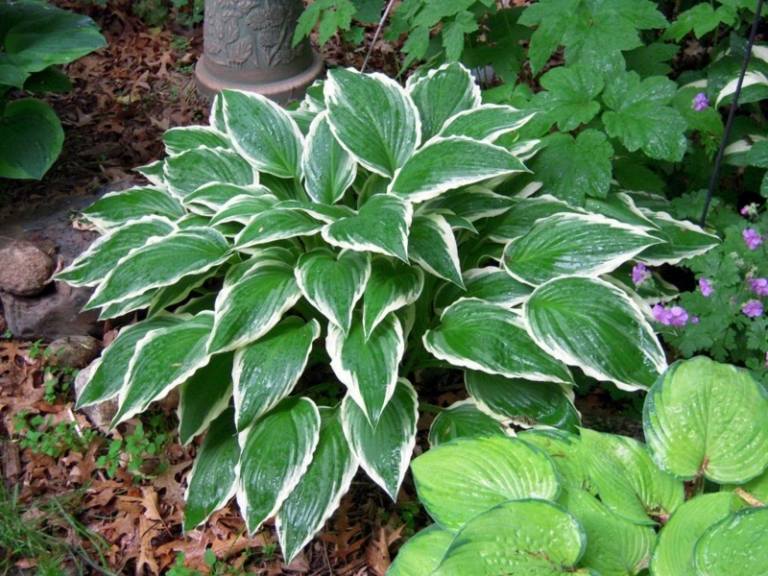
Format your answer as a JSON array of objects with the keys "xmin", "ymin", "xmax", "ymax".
[
  {"xmin": 651, "ymin": 492, "xmax": 741, "ymax": 576},
  {"xmin": 80, "ymin": 188, "xmax": 184, "ymax": 229},
  {"xmin": 387, "ymin": 524, "xmax": 454, "ymax": 576},
  {"xmin": 164, "ymin": 147, "xmax": 255, "ymax": 197},
  {"xmin": 328, "ymin": 314, "xmax": 405, "ymax": 426},
  {"xmin": 276, "ymin": 407, "xmax": 358, "ymax": 563},
  {"xmin": 389, "ymin": 137, "xmax": 528, "ymax": 204},
  {"xmin": 302, "ymin": 113, "xmax": 356, "ymax": 204},
  {"xmin": 113, "ymin": 312, "xmax": 215, "ymax": 425},
  {"xmin": 341, "ymin": 379, "xmax": 417, "ymax": 500},
  {"xmin": 694, "ymin": 508, "xmax": 768, "ymax": 576},
  {"xmin": 644, "ymin": 356, "xmax": 768, "ymax": 483},
  {"xmin": 406, "ymin": 62, "xmax": 480, "ymax": 141},
  {"xmin": 325, "ymin": 67, "xmax": 419, "ymax": 178},
  {"xmin": 518, "ymin": 429, "xmax": 590, "ymax": 489},
  {"xmin": 424, "ymin": 298, "xmax": 573, "ymax": 384},
  {"xmin": 438, "ymin": 104, "xmax": 534, "ymax": 141},
  {"xmin": 433, "ymin": 500, "xmax": 588, "ymax": 575},
  {"xmin": 221, "ymin": 90, "xmax": 303, "ymax": 178},
  {"xmin": 237, "ymin": 398, "xmax": 321, "ymax": 533},
  {"xmin": 183, "ymin": 408, "xmax": 239, "ymax": 531},
  {"xmin": 163, "ymin": 126, "xmax": 230, "ymax": 156},
  {"xmin": 0, "ymin": 98, "xmax": 63, "ymax": 180},
  {"xmin": 428, "ymin": 399, "xmax": 506, "ymax": 447},
  {"xmin": 411, "ymin": 436, "xmax": 560, "ymax": 531},
  {"xmin": 525, "ymin": 276, "xmax": 667, "ymax": 391},
  {"xmin": 434, "ymin": 268, "xmax": 533, "ymax": 310},
  {"xmin": 487, "ymin": 195, "xmax": 584, "ymax": 243},
  {"xmin": 235, "ymin": 207, "xmax": 325, "ymax": 248},
  {"xmin": 296, "ymin": 249, "xmax": 371, "ymax": 332},
  {"xmin": 178, "ymin": 353, "xmax": 234, "ymax": 444},
  {"xmin": 535, "ymin": 64, "xmax": 604, "ymax": 131},
  {"xmin": 363, "ymin": 259, "xmax": 423, "ymax": 338},
  {"xmin": 408, "ymin": 214, "xmax": 463, "ymax": 287},
  {"xmin": 466, "ymin": 371, "xmax": 579, "ymax": 431},
  {"xmin": 503, "ymin": 213, "xmax": 662, "ymax": 285},
  {"xmin": 636, "ymin": 211, "xmax": 720, "ymax": 266},
  {"xmin": 233, "ymin": 317, "xmax": 320, "ymax": 431}
]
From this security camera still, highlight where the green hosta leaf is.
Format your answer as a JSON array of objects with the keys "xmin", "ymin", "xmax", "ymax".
[
  {"xmin": 636, "ymin": 211, "xmax": 720, "ymax": 266},
  {"xmin": 178, "ymin": 353, "xmax": 234, "ymax": 444},
  {"xmin": 466, "ymin": 371, "xmax": 579, "ymax": 431},
  {"xmin": 435, "ymin": 500, "xmax": 587, "ymax": 575},
  {"xmin": 434, "ymin": 268, "xmax": 533, "ymax": 310},
  {"xmin": 651, "ymin": 493, "xmax": 741, "ymax": 576},
  {"xmin": 56, "ymin": 216, "xmax": 175, "ymax": 287},
  {"xmin": 278, "ymin": 199, "xmax": 355, "ymax": 223},
  {"xmin": 503, "ymin": 213, "xmax": 662, "ymax": 285},
  {"xmin": 221, "ymin": 90, "xmax": 303, "ymax": 178},
  {"xmin": 389, "ymin": 137, "xmax": 528, "ymax": 204},
  {"xmin": 147, "ymin": 268, "xmax": 221, "ymax": 317},
  {"xmin": 524, "ymin": 276, "xmax": 667, "ymax": 391},
  {"xmin": 535, "ymin": 64, "xmax": 604, "ymax": 131},
  {"xmin": 388, "ymin": 524, "xmax": 454, "ymax": 576},
  {"xmin": 424, "ymin": 298, "xmax": 573, "ymax": 385},
  {"xmin": 341, "ymin": 379, "xmax": 417, "ymax": 500},
  {"xmin": 96, "ymin": 291, "xmax": 156, "ymax": 321},
  {"xmin": 487, "ymin": 195, "xmax": 584, "ymax": 243},
  {"xmin": 210, "ymin": 195, "xmax": 278, "ymax": 226},
  {"xmin": 235, "ymin": 207, "xmax": 325, "ymax": 248},
  {"xmin": 163, "ymin": 126, "xmax": 230, "ymax": 156},
  {"xmin": 183, "ymin": 408, "xmax": 239, "ymax": 531},
  {"xmin": 602, "ymin": 72, "xmax": 687, "ymax": 162},
  {"xmin": 237, "ymin": 398, "xmax": 321, "ymax": 533},
  {"xmin": 644, "ymin": 356, "xmax": 768, "ymax": 483},
  {"xmin": 694, "ymin": 508, "xmax": 768, "ymax": 575},
  {"xmin": 276, "ymin": 407, "xmax": 358, "ymax": 563},
  {"xmin": 233, "ymin": 317, "xmax": 320, "ymax": 431},
  {"xmin": 363, "ymin": 259, "xmax": 424, "ymax": 338},
  {"xmin": 406, "ymin": 62, "xmax": 481, "ymax": 141},
  {"xmin": 86, "ymin": 228, "xmax": 231, "ymax": 310},
  {"xmin": 424, "ymin": 186, "xmax": 514, "ymax": 222},
  {"xmin": 302, "ymin": 112, "xmax": 357, "ymax": 204},
  {"xmin": 184, "ymin": 183, "xmax": 269, "ymax": 215},
  {"xmin": 412, "ymin": 435, "xmax": 560, "ymax": 531},
  {"xmin": 296, "ymin": 249, "xmax": 371, "ymax": 332},
  {"xmin": 428, "ymin": 399, "xmax": 506, "ymax": 447},
  {"xmin": 113, "ymin": 312, "xmax": 214, "ymax": 425},
  {"xmin": 82, "ymin": 187, "xmax": 185, "ymax": 229},
  {"xmin": 584, "ymin": 192, "xmax": 658, "ymax": 230},
  {"xmin": 209, "ymin": 260, "xmax": 300, "ymax": 353},
  {"xmin": 0, "ymin": 98, "xmax": 64, "ymax": 180},
  {"xmin": 518, "ymin": 429, "xmax": 591, "ymax": 489},
  {"xmin": 325, "ymin": 67, "xmax": 419, "ymax": 178},
  {"xmin": 135, "ymin": 159, "xmax": 165, "ymax": 187},
  {"xmin": 164, "ymin": 147, "xmax": 255, "ymax": 197},
  {"xmin": 328, "ymin": 314, "xmax": 405, "ymax": 426},
  {"xmin": 408, "ymin": 214, "xmax": 463, "ymax": 287},
  {"xmin": 438, "ymin": 104, "xmax": 534, "ymax": 142},
  {"xmin": 322, "ymin": 194, "xmax": 412, "ymax": 261}
]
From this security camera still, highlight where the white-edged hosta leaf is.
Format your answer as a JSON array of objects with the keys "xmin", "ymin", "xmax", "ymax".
[
  {"xmin": 518, "ymin": 429, "xmax": 590, "ymax": 490},
  {"xmin": 408, "ymin": 214, "xmax": 463, "ymax": 287},
  {"xmin": 85, "ymin": 228, "xmax": 231, "ymax": 310},
  {"xmin": 178, "ymin": 353, "xmax": 234, "ymax": 445},
  {"xmin": 524, "ymin": 276, "xmax": 667, "ymax": 391},
  {"xmin": 428, "ymin": 399, "xmax": 506, "ymax": 447},
  {"xmin": 113, "ymin": 312, "xmax": 214, "ymax": 425},
  {"xmin": 276, "ymin": 407, "xmax": 358, "ymax": 562},
  {"xmin": 208, "ymin": 260, "xmax": 300, "ymax": 353},
  {"xmin": 210, "ymin": 92, "xmax": 226, "ymax": 132},
  {"xmin": 434, "ymin": 267, "xmax": 533, "ymax": 310},
  {"xmin": 302, "ymin": 112, "xmax": 357, "ymax": 204},
  {"xmin": 97, "ymin": 290, "xmax": 156, "ymax": 320},
  {"xmin": 389, "ymin": 136, "xmax": 528, "ymax": 204},
  {"xmin": 237, "ymin": 397, "xmax": 321, "ymax": 533},
  {"xmin": 183, "ymin": 408, "xmax": 240, "ymax": 531},
  {"xmin": 233, "ymin": 317, "xmax": 320, "ymax": 431},
  {"xmin": 643, "ymin": 356, "xmax": 768, "ymax": 484},
  {"xmin": 406, "ymin": 62, "xmax": 481, "ymax": 141},
  {"xmin": 487, "ymin": 194, "xmax": 584, "ymax": 243},
  {"xmin": 411, "ymin": 435, "xmax": 560, "ymax": 531},
  {"xmin": 56, "ymin": 216, "xmax": 175, "ymax": 287},
  {"xmin": 503, "ymin": 213, "xmax": 663, "ymax": 285},
  {"xmin": 341, "ymin": 378, "xmax": 417, "ymax": 500},
  {"xmin": 210, "ymin": 194, "xmax": 279, "ymax": 226},
  {"xmin": 82, "ymin": 187, "xmax": 185, "ymax": 229},
  {"xmin": 164, "ymin": 126, "xmax": 230, "ymax": 155},
  {"xmin": 438, "ymin": 104, "xmax": 535, "ymax": 141},
  {"xmin": 325, "ymin": 67, "xmax": 420, "ymax": 178},
  {"xmin": 433, "ymin": 500, "xmax": 587, "ymax": 576},
  {"xmin": 296, "ymin": 249, "xmax": 371, "ymax": 332},
  {"xmin": 636, "ymin": 210, "xmax": 720, "ymax": 265},
  {"xmin": 387, "ymin": 524, "xmax": 454, "ymax": 576},
  {"xmin": 275, "ymin": 199, "xmax": 355, "ymax": 223},
  {"xmin": 184, "ymin": 183, "xmax": 270, "ymax": 215},
  {"xmin": 147, "ymin": 267, "xmax": 221, "ymax": 316},
  {"xmin": 75, "ymin": 315, "xmax": 185, "ymax": 408},
  {"xmin": 235, "ymin": 207, "xmax": 325, "ymax": 249},
  {"xmin": 694, "ymin": 508, "xmax": 768, "ymax": 575},
  {"xmin": 423, "ymin": 186, "xmax": 514, "ymax": 222},
  {"xmin": 584, "ymin": 192, "xmax": 658, "ymax": 231},
  {"xmin": 466, "ymin": 371, "xmax": 580, "ymax": 431},
  {"xmin": 135, "ymin": 160, "xmax": 165, "ymax": 186},
  {"xmin": 363, "ymin": 258, "xmax": 424, "ymax": 338},
  {"xmin": 164, "ymin": 147, "xmax": 255, "ymax": 197},
  {"xmin": 222, "ymin": 89, "xmax": 304, "ymax": 178},
  {"xmin": 322, "ymin": 194, "xmax": 412, "ymax": 261},
  {"xmin": 424, "ymin": 298, "xmax": 573, "ymax": 385},
  {"xmin": 328, "ymin": 314, "xmax": 405, "ymax": 426}
]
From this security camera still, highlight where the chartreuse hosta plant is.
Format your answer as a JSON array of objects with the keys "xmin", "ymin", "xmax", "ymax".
[
  {"xmin": 390, "ymin": 357, "xmax": 768, "ymax": 576},
  {"xmin": 58, "ymin": 63, "xmax": 717, "ymax": 561}
]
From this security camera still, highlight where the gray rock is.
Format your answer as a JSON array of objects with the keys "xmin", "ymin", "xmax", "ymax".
[
  {"xmin": 48, "ymin": 335, "xmax": 102, "ymax": 369},
  {"xmin": 74, "ymin": 360, "xmax": 117, "ymax": 432},
  {"xmin": 0, "ymin": 240, "xmax": 54, "ymax": 296}
]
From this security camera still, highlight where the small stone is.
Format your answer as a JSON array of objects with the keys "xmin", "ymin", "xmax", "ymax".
[
  {"xmin": 0, "ymin": 240, "xmax": 55, "ymax": 296},
  {"xmin": 47, "ymin": 335, "xmax": 102, "ymax": 369},
  {"xmin": 74, "ymin": 360, "xmax": 117, "ymax": 432}
]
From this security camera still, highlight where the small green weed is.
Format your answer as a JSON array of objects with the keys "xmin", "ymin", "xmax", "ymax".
[
  {"xmin": 96, "ymin": 414, "xmax": 171, "ymax": 478},
  {"xmin": 13, "ymin": 412, "xmax": 97, "ymax": 458}
]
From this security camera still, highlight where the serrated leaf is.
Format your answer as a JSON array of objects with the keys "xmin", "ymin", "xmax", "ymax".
[
  {"xmin": 164, "ymin": 146, "xmax": 255, "ymax": 197},
  {"xmin": 388, "ymin": 524, "xmax": 454, "ymax": 576},
  {"xmin": 235, "ymin": 207, "xmax": 325, "ymax": 248},
  {"xmin": 408, "ymin": 214, "xmax": 464, "ymax": 287},
  {"xmin": 163, "ymin": 126, "xmax": 230, "ymax": 156},
  {"xmin": 535, "ymin": 64, "xmax": 604, "ymax": 131},
  {"xmin": 438, "ymin": 104, "xmax": 535, "ymax": 142},
  {"xmin": 434, "ymin": 267, "xmax": 533, "ymax": 310},
  {"xmin": 178, "ymin": 353, "xmax": 234, "ymax": 444},
  {"xmin": 363, "ymin": 258, "xmax": 424, "ymax": 338},
  {"xmin": 442, "ymin": 11, "xmax": 478, "ymax": 61},
  {"xmin": 82, "ymin": 187, "xmax": 185, "ymax": 229},
  {"xmin": 302, "ymin": 112, "xmax": 357, "ymax": 204},
  {"xmin": 694, "ymin": 508, "xmax": 768, "ymax": 575},
  {"xmin": 428, "ymin": 399, "xmax": 506, "ymax": 447}
]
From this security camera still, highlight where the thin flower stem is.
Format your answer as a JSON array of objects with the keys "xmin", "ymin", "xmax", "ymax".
[{"xmin": 361, "ymin": 0, "xmax": 397, "ymax": 73}]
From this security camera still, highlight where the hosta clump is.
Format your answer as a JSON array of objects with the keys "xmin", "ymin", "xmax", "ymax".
[
  {"xmin": 392, "ymin": 357, "xmax": 768, "ymax": 576},
  {"xmin": 58, "ymin": 62, "xmax": 717, "ymax": 561}
]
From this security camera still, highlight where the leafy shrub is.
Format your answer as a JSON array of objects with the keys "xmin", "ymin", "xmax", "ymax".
[
  {"xmin": 59, "ymin": 63, "xmax": 716, "ymax": 561},
  {"xmin": 391, "ymin": 356, "xmax": 768, "ymax": 575},
  {"xmin": 0, "ymin": 0, "xmax": 105, "ymax": 179}
]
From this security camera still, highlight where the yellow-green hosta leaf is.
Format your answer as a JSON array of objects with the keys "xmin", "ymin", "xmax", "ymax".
[
  {"xmin": 524, "ymin": 276, "xmax": 667, "ymax": 391},
  {"xmin": 163, "ymin": 125, "xmax": 230, "ymax": 156},
  {"xmin": 387, "ymin": 524, "xmax": 454, "ymax": 576},
  {"xmin": 164, "ymin": 146, "xmax": 255, "ymax": 197},
  {"xmin": 235, "ymin": 207, "xmax": 325, "ymax": 249},
  {"xmin": 302, "ymin": 112, "xmax": 357, "ymax": 204},
  {"xmin": 363, "ymin": 258, "xmax": 424, "ymax": 339},
  {"xmin": 427, "ymin": 399, "xmax": 506, "ymax": 447},
  {"xmin": 177, "ymin": 353, "xmax": 234, "ymax": 445},
  {"xmin": 434, "ymin": 267, "xmax": 533, "ymax": 310},
  {"xmin": 644, "ymin": 356, "xmax": 768, "ymax": 484},
  {"xmin": 636, "ymin": 210, "xmax": 720, "ymax": 266},
  {"xmin": 408, "ymin": 214, "xmax": 463, "ymax": 287},
  {"xmin": 438, "ymin": 104, "xmax": 535, "ymax": 142},
  {"xmin": 723, "ymin": 468, "xmax": 768, "ymax": 503},
  {"xmin": 341, "ymin": 379, "xmax": 417, "ymax": 500},
  {"xmin": 518, "ymin": 429, "xmax": 591, "ymax": 490},
  {"xmin": 412, "ymin": 435, "xmax": 560, "ymax": 531},
  {"xmin": 694, "ymin": 508, "xmax": 768, "ymax": 576},
  {"xmin": 81, "ymin": 187, "xmax": 185, "ymax": 229}
]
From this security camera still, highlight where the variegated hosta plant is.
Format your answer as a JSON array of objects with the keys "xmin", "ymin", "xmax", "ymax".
[{"xmin": 58, "ymin": 62, "xmax": 718, "ymax": 561}]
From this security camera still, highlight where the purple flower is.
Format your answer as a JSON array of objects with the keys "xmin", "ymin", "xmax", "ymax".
[
  {"xmin": 743, "ymin": 228, "xmax": 763, "ymax": 250},
  {"xmin": 632, "ymin": 263, "xmax": 651, "ymax": 286},
  {"xmin": 652, "ymin": 304, "xmax": 689, "ymax": 326},
  {"xmin": 742, "ymin": 299, "xmax": 764, "ymax": 318},
  {"xmin": 749, "ymin": 277, "xmax": 768, "ymax": 296},
  {"xmin": 699, "ymin": 278, "xmax": 714, "ymax": 297},
  {"xmin": 691, "ymin": 316, "xmax": 700, "ymax": 324},
  {"xmin": 741, "ymin": 204, "xmax": 758, "ymax": 218},
  {"xmin": 692, "ymin": 92, "xmax": 710, "ymax": 111}
]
